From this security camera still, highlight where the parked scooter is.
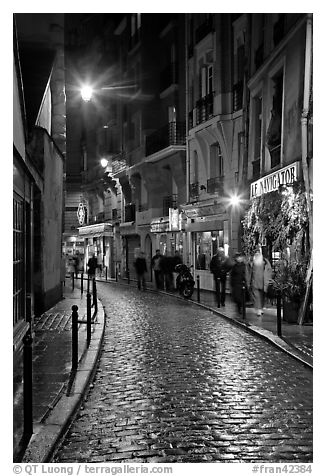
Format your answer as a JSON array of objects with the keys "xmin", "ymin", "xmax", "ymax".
[{"xmin": 175, "ymin": 263, "xmax": 195, "ymax": 299}]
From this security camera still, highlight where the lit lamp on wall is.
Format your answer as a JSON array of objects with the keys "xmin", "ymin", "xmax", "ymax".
[
  {"xmin": 100, "ymin": 158, "xmax": 109, "ymax": 168},
  {"xmin": 228, "ymin": 193, "xmax": 241, "ymax": 257},
  {"xmin": 81, "ymin": 84, "xmax": 93, "ymax": 102}
]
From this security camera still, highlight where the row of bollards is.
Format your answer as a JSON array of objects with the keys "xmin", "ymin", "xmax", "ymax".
[{"xmin": 71, "ymin": 277, "xmax": 98, "ymax": 371}]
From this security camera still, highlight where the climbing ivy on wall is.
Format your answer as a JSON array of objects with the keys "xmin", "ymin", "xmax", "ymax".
[{"xmin": 241, "ymin": 181, "xmax": 309, "ymax": 256}]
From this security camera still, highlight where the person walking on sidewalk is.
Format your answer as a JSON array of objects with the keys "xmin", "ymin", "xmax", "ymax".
[
  {"xmin": 134, "ymin": 251, "xmax": 147, "ymax": 291},
  {"xmin": 210, "ymin": 247, "xmax": 233, "ymax": 306},
  {"xmin": 87, "ymin": 253, "xmax": 98, "ymax": 279},
  {"xmin": 248, "ymin": 246, "xmax": 273, "ymax": 316},
  {"xmin": 230, "ymin": 252, "xmax": 248, "ymax": 315},
  {"xmin": 151, "ymin": 249, "xmax": 163, "ymax": 290}
]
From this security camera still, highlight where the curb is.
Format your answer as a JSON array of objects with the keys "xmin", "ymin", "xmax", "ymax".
[
  {"xmin": 99, "ymin": 279, "xmax": 313, "ymax": 370},
  {"xmin": 22, "ymin": 299, "xmax": 106, "ymax": 463}
]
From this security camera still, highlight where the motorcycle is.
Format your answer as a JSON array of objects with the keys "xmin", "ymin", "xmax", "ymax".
[{"xmin": 175, "ymin": 263, "xmax": 195, "ymax": 299}]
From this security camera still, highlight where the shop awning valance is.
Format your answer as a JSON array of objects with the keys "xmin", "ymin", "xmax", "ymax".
[{"xmin": 77, "ymin": 222, "xmax": 113, "ymax": 238}]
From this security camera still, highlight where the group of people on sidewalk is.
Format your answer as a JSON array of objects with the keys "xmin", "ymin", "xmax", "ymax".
[
  {"xmin": 82, "ymin": 245, "xmax": 272, "ymax": 317},
  {"xmin": 210, "ymin": 246, "xmax": 273, "ymax": 316},
  {"xmin": 134, "ymin": 249, "xmax": 183, "ymax": 292}
]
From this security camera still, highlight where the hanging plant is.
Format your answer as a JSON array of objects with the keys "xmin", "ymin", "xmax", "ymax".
[{"xmin": 241, "ymin": 180, "xmax": 309, "ymax": 256}]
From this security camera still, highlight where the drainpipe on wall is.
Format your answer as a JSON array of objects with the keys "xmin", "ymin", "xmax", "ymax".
[
  {"xmin": 185, "ymin": 14, "xmax": 191, "ymax": 266},
  {"xmin": 301, "ymin": 13, "xmax": 313, "ymax": 250}
]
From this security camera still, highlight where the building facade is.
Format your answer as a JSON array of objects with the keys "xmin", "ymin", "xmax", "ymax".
[
  {"xmin": 13, "ymin": 13, "xmax": 66, "ymax": 458},
  {"xmin": 64, "ymin": 13, "xmax": 312, "ymax": 296}
]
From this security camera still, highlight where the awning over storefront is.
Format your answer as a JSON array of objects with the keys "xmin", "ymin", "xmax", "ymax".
[
  {"xmin": 77, "ymin": 223, "xmax": 113, "ymax": 238},
  {"xmin": 182, "ymin": 200, "xmax": 226, "ymax": 218}
]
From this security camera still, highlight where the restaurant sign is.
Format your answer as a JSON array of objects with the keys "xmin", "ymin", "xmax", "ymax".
[
  {"xmin": 77, "ymin": 202, "xmax": 87, "ymax": 225},
  {"xmin": 250, "ymin": 162, "xmax": 299, "ymax": 199},
  {"xmin": 169, "ymin": 208, "xmax": 180, "ymax": 231}
]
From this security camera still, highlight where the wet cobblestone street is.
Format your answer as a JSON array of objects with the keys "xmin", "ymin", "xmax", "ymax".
[{"xmin": 54, "ymin": 283, "xmax": 313, "ymax": 463}]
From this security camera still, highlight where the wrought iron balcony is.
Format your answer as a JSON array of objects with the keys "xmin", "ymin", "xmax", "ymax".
[
  {"xmin": 233, "ymin": 81, "xmax": 243, "ymax": 112},
  {"xmin": 196, "ymin": 93, "xmax": 214, "ymax": 125},
  {"xmin": 125, "ymin": 203, "xmax": 136, "ymax": 222},
  {"xmin": 145, "ymin": 121, "xmax": 186, "ymax": 156},
  {"xmin": 195, "ymin": 15, "xmax": 214, "ymax": 43},
  {"xmin": 160, "ymin": 63, "xmax": 178, "ymax": 93},
  {"xmin": 163, "ymin": 194, "xmax": 178, "ymax": 216},
  {"xmin": 112, "ymin": 152, "xmax": 128, "ymax": 175},
  {"xmin": 207, "ymin": 176, "xmax": 224, "ymax": 194},
  {"xmin": 189, "ymin": 182, "xmax": 199, "ymax": 200}
]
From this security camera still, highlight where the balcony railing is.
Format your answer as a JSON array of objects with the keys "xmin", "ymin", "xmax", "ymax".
[
  {"xmin": 233, "ymin": 81, "xmax": 243, "ymax": 112},
  {"xmin": 160, "ymin": 63, "xmax": 178, "ymax": 93},
  {"xmin": 196, "ymin": 93, "xmax": 214, "ymax": 125},
  {"xmin": 252, "ymin": 159, "xmax": 261, "ymax": 180},
  {"xmin": 145, "ymin": 121, "xmax": 186, "ymax": 156},
  {"xmin": 207, "ymin": 176, "xmax": 224, "ymax": 194},
  {"xmin": 112, "ymin": 153, "xmax": 128, "ymax": 175},
  {"xmin": 163, "ymin": 194, "xmax": 178, "ymax": 216},
  {"xmin": 125, "ymin": 203, "xmax": 136, "ymax": 222},
  {"xmin": 195, "ymin": 15, "xmax": 214, "ymax": 43},
  {"xmin": 189, "ymin": 182, "xmax": 199, "ymax": 200}
]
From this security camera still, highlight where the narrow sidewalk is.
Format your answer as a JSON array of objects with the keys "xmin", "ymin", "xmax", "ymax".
[{"xmin": 21, "ymin": 284, "xmax": 106, "ymax": 463}]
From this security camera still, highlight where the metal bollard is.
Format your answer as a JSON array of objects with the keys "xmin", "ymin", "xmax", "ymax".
[
  {"xmin": 106, "ymin": 266, "xmax": 108, "ymax": 281},
  {"xmin": 216, "ymin": 277, "xmax": 221, "ymax": 308},
  {"xmin": 196, "ymin": 275, "xmax": 200, "ymax": 303},
  {"xmin": 87, "ymin": 293, "xmax": 92, "ymax": 347},
  {"xmin": 23, "ymin": 332, "xmax": 33, "ymax": 437},
  {"xmin": 115, "ymin": 265, "xmax": 118, "ymax": 282},
  {"xmin": 72, "ymin": 273, "xmax": 75, "ymax": 291},
  {"xmin": 93, "ymin": 279, "xmax": 98, "ymax": 313},
  {"xmin": 242, "ymin": 280, "xmax": 246, "ymax": 320},
  {"xmin": 71, "ymin": 305, "xmax": 78, "ymax": 370},
  {"xmin": 277, "ymin": 291, "xmax": 282, "ymax": 337},
  {"xmin": 81, "ymin": 272, "xmax": 84, "ymax": 294}
]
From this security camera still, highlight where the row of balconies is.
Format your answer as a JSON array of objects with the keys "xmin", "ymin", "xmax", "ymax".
[{"xmin": 188, "ymin": 84, "xmax": 243, "ymax": 129}]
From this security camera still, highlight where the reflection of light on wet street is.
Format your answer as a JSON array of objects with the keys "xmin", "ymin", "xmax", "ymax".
[{"xmin": 54, "ymin": 284, "xmax": 312, "ymax": 463}]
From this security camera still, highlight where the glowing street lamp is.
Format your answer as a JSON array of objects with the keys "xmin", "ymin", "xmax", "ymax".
[
  {"xmin": 81, "ymin": 85, "xmax": 93, "ymax": 102},
  {"xmin": 230, "ymin": 194, "xmax": 240, "ymax": 207},
  {"xmin": 100, "ymin": 158, "xmax": 109, "ymax": 168}
]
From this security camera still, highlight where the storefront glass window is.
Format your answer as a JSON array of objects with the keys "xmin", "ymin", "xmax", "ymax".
[{"xmin": 194, "ymin": 230, "xmax": 224, "ymax": 270}]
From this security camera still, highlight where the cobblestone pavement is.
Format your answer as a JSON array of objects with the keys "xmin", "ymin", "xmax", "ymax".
[{"xmin": 54, "ymin": 283, "xmax": 313, "ymax": 463}]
